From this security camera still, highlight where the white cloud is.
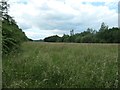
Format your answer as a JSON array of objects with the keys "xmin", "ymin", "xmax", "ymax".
[{"xmin": 8, "ymin": 0, "xmax": 119, "ymax": 40}]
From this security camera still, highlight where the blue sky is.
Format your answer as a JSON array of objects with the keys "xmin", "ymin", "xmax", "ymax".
[{"xmin": 8, "ymin": 0, "xmax": 119, "ymax": 40}]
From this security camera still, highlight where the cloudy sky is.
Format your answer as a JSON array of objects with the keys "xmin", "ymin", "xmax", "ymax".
[{"xmin": 8, "ymin": 0, "xmax": 119, "ymax": 40}]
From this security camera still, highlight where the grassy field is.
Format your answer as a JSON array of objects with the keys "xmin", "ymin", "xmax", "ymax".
[{"xmin": 2, "ymin": 42, "xmax": 118, "ymax": 88}]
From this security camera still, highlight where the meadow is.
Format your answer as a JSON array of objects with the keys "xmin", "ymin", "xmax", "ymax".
[{"xmin": 2, "ymin": 42, "xmax": 118, "ymax": 88}]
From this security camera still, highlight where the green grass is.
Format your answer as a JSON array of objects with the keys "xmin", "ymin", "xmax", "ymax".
[{"xmin": 3, "ymin": 42, "xmax": 118, "ymax": 88}]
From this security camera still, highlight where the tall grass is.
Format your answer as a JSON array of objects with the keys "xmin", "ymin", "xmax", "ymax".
[{"xmin": 3, "ymin": 42, "xmax": 118, "ymax": 88}]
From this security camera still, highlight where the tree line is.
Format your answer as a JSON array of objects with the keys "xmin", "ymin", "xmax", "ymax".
[{"xmin": 44, "ymin": 22, "xmax": 120, "ymax": 43}]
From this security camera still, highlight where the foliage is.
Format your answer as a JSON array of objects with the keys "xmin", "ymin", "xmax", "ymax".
[
  {"xmin": 44, "ymin": 35, "xmax": 61, "ymax": 42},
  {"xmin": 1, "ymin": 1, "xmax": 28, "ymax": 55},
  {"xmin": 3, "ymin": 42, "xmax": 118, "ymax": 88},
  {"xmin": 44, "ymin": 23, "xmax": 120, "ymax": 43},
  {"xmin": 2, "ymin": 19, "xmax": 28, "ymax": 54},
  {"xmin": 81, "ymin": 34, "xmax": 94, "ymax": 43}
]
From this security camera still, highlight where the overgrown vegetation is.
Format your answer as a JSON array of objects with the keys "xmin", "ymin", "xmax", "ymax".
[
  {"xmin": 44, "ymin": 23, "xmax": 120, "ymax": 43},
  {"xmin": 1, "ymin": 1, "xmax": 28, "ymax": 54},
  {"xmin": 1, "ymin": 1, "xmax": 119, "ymax": 88},
  {"xmin": 2, "ymin": 19, "xmax": 28, "ymax": 54},
  {"xmin": 3, "ymin": 42, "xmax": 118, "ymax": 88}
]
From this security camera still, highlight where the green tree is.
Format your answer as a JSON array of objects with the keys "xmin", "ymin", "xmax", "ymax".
[
  {"xmin": 75, "ymin": 36, "xmax": 81, "ymax": 43},
  {"xmin": 1, "ymin": 1, "xmax": 28, "ymax": 54},
  {"xmin": 81, "ymin": 34, "xmax": 94, "ymax": 43},
  {"xmin": 44, "ymin": 35, "xmax": 61, "ymax": 42},
  {"xmin": 61, "ymin": 34, "xmax": 70, "ymax": 42},
  {"xmin": 99, "ymin": 22, "xmax": 108, "ymax": 32},
  {"xmin": 96, "ymin": 22, "xmax": 109, "ymax": 43}
]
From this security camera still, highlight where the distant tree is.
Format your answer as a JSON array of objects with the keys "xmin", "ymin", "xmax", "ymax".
[
  {"xmin": 75, "ymin": 36, "xmax": 81, "ymax": 43},
  {"xmin": 96, "ymin": 22, "xmax": 109, "ymax": 43},
  {"xmin": 99, "ymin": 22, "xmax": 108, "ymax": 32},
  {"xmin": 70, "ymin": 29, "xmax": 74, "ymax": 36},
  {"xmin": 61, "ymin": 34, "xmax": 70, "ymax": 42},
  {"xmin": 69, "ymin": 35, "xmax": 76, "ymax": 42},
  {"xmin": 108, "ymin": 27, "xmax": 120, "ymax": 43},
  {"xmin": 44, "ymin": 35, "xmax": 61, "ymax": 42},
  {"xmin": 43, "ymin": 22, "xmax": 120, "ymax": 43},
  {"xmin": 81, "ymin": 34, "xmax": 94, "ymax": 43}
]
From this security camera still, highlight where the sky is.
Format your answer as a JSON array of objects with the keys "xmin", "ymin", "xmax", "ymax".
[{"xmin": 8, "ymin": 0, "xmax": 119, "ymax": 40}]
